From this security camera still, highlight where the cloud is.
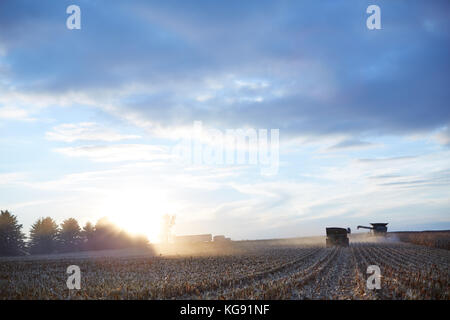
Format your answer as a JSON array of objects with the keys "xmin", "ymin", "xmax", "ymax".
[
  {"xmin": 0, "ymin": 172, "xmax": 27, "ymax": 185},
  {"xmin": 374, "ymin": 169, "xmax": 450, "ymax": 189},
  {"xmin": 46, "ymin": 122, "xmax": 141, "ymax": 142},
  {"xmin": 357, "ymin": 156, "xmax": 417, "ymax": 163},
  {"xmin": 0, "ymin": 106, "xmax": 34, "ymax": 121},
  {"xmin": 1, "ymin": 1, "xmax": 450, "ymax": 238},
  {"xmin": 327, "ymin": 139, "xmax": 377, "ymax": 151},
  {"xmin": 368, "ymin": 174, "xmax": 402, "ymax": 180},
  {"xmin": 0, "ymin": 0, "xmax": 448, "ymax": 141},
  {"xmin": 435, "ymin": 126, "xmax": 450, "ymax": 146},
  {"xmin": 54, "ymin": 144, "xmax": 169, "ymax": 162}
]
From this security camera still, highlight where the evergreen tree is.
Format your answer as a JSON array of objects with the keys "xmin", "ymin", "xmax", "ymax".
[
  {"xmin": 59, "ymin": 218, "xmax": 82, "ymax": 252},
  {"xmin": 0, "ymin": 210, "xmax": 26, "ymax": 256},
  {"xmin": 29, "ymin": 217, "xmax": 59, "ymax": 254},
  {"xmin": 81, "ymin": 221, "xmax": 95, "ymax": 250}
]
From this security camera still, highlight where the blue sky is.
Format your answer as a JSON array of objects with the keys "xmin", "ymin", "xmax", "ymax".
[{"xmin": 0, "ymin": 0, "xmax": 449, "ymax": 241}]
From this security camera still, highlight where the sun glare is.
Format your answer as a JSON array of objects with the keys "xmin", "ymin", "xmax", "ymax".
[{"xmin": 96, "ymin": 187, "xmax": 172, "ymax": 243}]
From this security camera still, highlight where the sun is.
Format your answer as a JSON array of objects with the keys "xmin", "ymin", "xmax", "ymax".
[{"xmin": 96, "ymin": 186, "xmax": 172, "ymax": 243}]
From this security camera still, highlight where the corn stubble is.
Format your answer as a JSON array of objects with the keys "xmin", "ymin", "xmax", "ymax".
[{"xmin": 0, "ymin": 242, "xmax": 448, "ymax": 300}]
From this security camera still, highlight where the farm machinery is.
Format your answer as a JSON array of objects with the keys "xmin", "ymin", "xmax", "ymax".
[
  {"xmin": 357, "ymin": 223, "xmax": 388, "ymax": 235},
  {"xmin": 326, "ymin": 227, "xmax": 350, "ymax": 247}
]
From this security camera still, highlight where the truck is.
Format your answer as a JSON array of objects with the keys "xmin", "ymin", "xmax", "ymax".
[
  {"xmin": 325, "ymin": 227, "xmax": 350, "ymax": 247},
  {"xmin": 213, "ymin": 235, "xmax": 231, "ymax": 242},
  {"xmin": 174, "ymin": 234, "xmax": 212, "ymax": 243}
]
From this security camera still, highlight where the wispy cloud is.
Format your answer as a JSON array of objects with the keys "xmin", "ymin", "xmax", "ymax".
[
  {"xmin": 435, "ymin": 126, "xmax": 450, "ymax": 147},
  {"xmin": 54, "ymin": 144, "xmax": 169, "ymax": 162},
  {"xmin": 327, "ymin": 139, "xmax": 377, "ymax": 151},
  {"xmin": 0, "ymin": 106, "xmax": 34, "ymax": 121},
  {"xmin": 46, "ymin": 122, "xmax": 141, "ymax": 142},
  {"xmin": 0, "ymin": 172, "xmax": 28, "ymax": 185},
  {"xmin": 357, "ymin": 156, "xmax": 417, "ymax": 163}
]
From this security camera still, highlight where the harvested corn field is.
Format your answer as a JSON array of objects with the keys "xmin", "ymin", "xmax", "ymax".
[{"xmin": 0, "ymin": 241, "xmax": 448, "ymax": 300}]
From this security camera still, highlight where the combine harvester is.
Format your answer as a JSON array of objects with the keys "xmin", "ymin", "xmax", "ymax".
[
  {"xmin": 357, "ymin": 223, "xmax": 388, "ymax": 236},
  {"xmin": 357, "ymin": 223, "xmax": 388, "ymax": 237},
  {"xmin": 325, "ymin": 227, "xmax": 351, "ymax": 247}
]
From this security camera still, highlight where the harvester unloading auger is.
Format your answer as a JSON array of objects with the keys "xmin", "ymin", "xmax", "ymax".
[{"xmin": 357, "ymin": 223, "xmax": 388, "ymax": 235}]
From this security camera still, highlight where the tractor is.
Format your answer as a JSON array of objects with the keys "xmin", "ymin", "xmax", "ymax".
[{"xmin": 326, "ymin": 227, "xmax": 350, "ymax": 247}]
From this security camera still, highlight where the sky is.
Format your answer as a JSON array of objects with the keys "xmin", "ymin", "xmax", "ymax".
[{"xmin": 0, "ymin": 0, "xmax": 449, "ymax": 242}]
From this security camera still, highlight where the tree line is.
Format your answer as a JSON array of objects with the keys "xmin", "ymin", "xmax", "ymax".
[{"xmin": 0, "ymin": 210, "xmax": 149, "ymax": 256}]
